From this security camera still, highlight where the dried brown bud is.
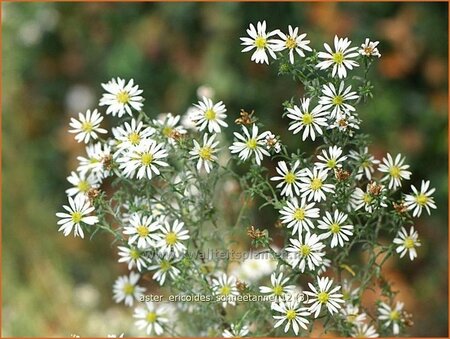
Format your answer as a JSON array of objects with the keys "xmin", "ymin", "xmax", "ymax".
[
  {"xmin": 247, "ymin": 225, "xmax": 266, "ymax": 240},
  {"xmin": 402, "ymin": 311, "xmax": 414, "ymax": 327},
  {"xmin": 393, "ymin": 201, "xmax": 408, "ymax": 214},
  {"xmin": 335, "ymin": 168, "xmax": 350, "ymax": 181},
  {"xmin": 169, "ymin": 130, "xmax": 184, "ymax": 141},
  {"xmin": 101, "ymin": 155, "xmax": 113, "ymax": 170},
  {"xmin": 235, "ymin": 109, "xmax": 256, "ymax": 125},
  {"xmin": 236, "ymin": 280, "xmax": 248, "ymax": 293},
  {"xmin": 367, "ymin": 181, "xmax": 383, "ymax": 196},
  {"xmin": 87, "ymin": 188, "xmax": 100, "ymax": 203}
]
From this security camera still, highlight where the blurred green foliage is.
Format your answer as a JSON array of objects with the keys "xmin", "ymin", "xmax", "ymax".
[{"xmin": 2, "ymin": 2, "xmax": 447, "ymax": 337}]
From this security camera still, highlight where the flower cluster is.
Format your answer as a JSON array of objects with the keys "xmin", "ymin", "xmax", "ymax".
[{"xmin": 56, "ymin": 21, "xmax": 435, "ymax": 338}]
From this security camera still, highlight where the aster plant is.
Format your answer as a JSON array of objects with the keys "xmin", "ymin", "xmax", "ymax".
[{"xmin": 56, "ymin": 21, "xmax": 436, "ymax": 337}]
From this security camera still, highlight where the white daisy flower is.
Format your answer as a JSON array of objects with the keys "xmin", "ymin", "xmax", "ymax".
[
  {"xmin": 286, "ymin": 233, "xmax": 326, "ymax": 272},
  {"xmin": 192, "ymin": 97, "xmax": 228, "ymax": 133},
  {"xmin": 117, "ymin": 245, "xmax": 149, "ymax": 272},
  {"xmin": 348, "ymin": 147, "xmax": 380, "ymax": 181},
  {"xmin": 350, "ymin": 185, "xmax": 387, "ymax": 213},
  {"xmin": 240, "ymin": 20, "xmax": 278, "ymax": 64},
  {"xmin": 272, "ymin": 298, "xmax": 310, "ymax": 335},
  {"xmin": 65, "ymin": 170, "xmax": 99, "ymax": 198},
  {"xmin": 222, "ymin": 324, "xmax": 250, "ymax": 338},
  {"xmin": 279, "ymin": 197, "xmax": 320, "ymax": 236},
  {"xmin": 378, "ymin": 301, "xmax": 404, "ymax": 335},
  {"xmin": 265, "ymin": 132, "xmax": 281, "ymax": 153},
  {"xmin": 212, "ymin": 273, "xmax": 240, "ymax": 307},
  {"xmin": 114, "ymin": 118, "xmax": 155, "ymax": 153},
  {"xmin": 318, "ymin": 210, "xmax": 354, "ymax": 248},
  {"xmin": 153, "ymin": 113, "xmax": 187, "ymax": 141},
  {"xmin": 148, "ymin": 255, "xmax": 181, "ymax": 285},
  {"xmin": 229, "ymin": 124, "xmax": 270, "ymax": 165},
  {"xmin": 359, "ymin": 38, "xmax": 381, "ymax": 58},
  {"xmin": 328, "ymin": 110, "xmax": 360, "ymax": 135},
  {"xmin": 56, "ymin": 195, "xmax": 98, "ymax": 238},
  {"xmin": 393, "ymin": 226, "xmax": 421, "ymax": 261},
  {"xmin": 315, "ymin": 145, "xmax": 347, "ymax": 172},
  {"xmin": 319, "ymin": 82, "xmax": 359, "ymax": 118},
  {"xmin": 286, "ymin": 98, "xmax": 328, "ymax": 141},
  {"xmin": 304, "ymin": 276, "xmax": 344, "ymax": 318},
  {"xmin": 156, "ymin": 219, "xmax": 190, "ymax": 257},
  {"xmin": 270, "ymin": 160, "xmax": 304, "ymax": 198},
  {"xmin": 351, "ymin": 323, "xmax": 379, "ymax": 338},
  {"xmin": 77, "ymin": 142, "xmax": 111, "ymax": 180},
  {"xmin": 123, "ymin": 213, "xmax": 161, "ymax": 249},
  {"xmin": 341, "ymin": 304, "xmax": 367, "ymax": 325},
  {"xmin": 272, "ymin": 25, "xmax": 312, "ymax": 64},
  {"xmin": 189, "ymin": 133, "xmax": 219, "ymax": 173},
  {"xmin": 259, "ymin": 272, "xmax": 296, "ymax": 300},
  {"xmin": 237, "ymin": 253, "xmax": 277, "ymax": 283},
  {"xmin": 99, "ymin": 77, "xmax": 143, "ymax": 117},
  {"xmin": 117, "ymin": 139, "xmax": 169, "ymax": 180},
  {"xmin": 134, "ymin": 302, "xmax": 169, "ymax": 335},
  {"xmin": 404, "ymin": 180, "xmax": 436, "ymax": 217},
  {"xmin": 316, "ymin": 36, "xmax": 359, "ymax": 78},
  {"xmin": 112, "ymin": 271, "xmax": 146, "ymax": 307},
  {"xmin": 69, "ymin": 109, "xmax": 107, "ymax": 143},
  {"xmin": 298, "ymin": 167, "xmax": 335, "ymax": 202},
  {"xmin": 378, "ymin": 153, "xmax": 411, "ymax": 190}
]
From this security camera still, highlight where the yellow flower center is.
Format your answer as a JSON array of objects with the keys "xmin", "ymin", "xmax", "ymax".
[
  {"xmin": 286, "ymin": 309, "xmax": 297, "ymax": 320},
  {"xmin": 285, "ymin": 37, "xmax": 297, "ymax": 49},
  {"xmin": 123, "ymin": 283, "xmax": 135, "ymax": 295},
  {"xmin": 165, "ymin": 232, "xmax": 178, "ymax": 245},
  {"xmin": 317, "ymin": 291, "xmax": 329, "ymax": 304},
  {"xmin": 128, "ymin": 132, "xmax": 141, "ymax": 146},
  {"xmin": 89, "ymin": 157, "xmax": 99, "ymax": 164},
  {"xmin": 81, "ymin": 121, "xmax": 93, "ymax": 132},
  {"xmin": 141, "ymin": 153, "xmax": 153, "ymax": 166},
  {"xmin": 330, "ymin": 223, "xmax": 341, "ymax": 234},
  {"xmin": 273, "ymin": 284, "xmax": 284, "ymax": 296},
  {"xmin": 364, "ymin": 46, "xmax": 373, "ymax": 55},
  {"xmin": 404, "ymin": 237, "xmax": 415, "ymax": 249},
  {"xmin": 302, "ymin": 113, "xmax": 313, "ymax": 125},
  {"xmin": 204, "ymin": 109, "xmax": 216, "ymax": 121},
  {"xmin": 299, "ymin": 244, "xmax": 311, "ymax": 257},
  {"xmin": 310, "ymin": 178, "xmax": 323, "ymax": 191},
  {"xmin": 332, "ymin": 51, "xmax": 344, "ymax": 64},
  {"xmin": 255, "ymin": 36, "xmax": 267, "ymax": 49},
  {"xmin": 136, "ymin": 225, "xmax": 149, "ymax": 237},
  {"xmin": 363, "ymin": 193, "xmax": 372, "ymax": 204},
  {"xmin": 116, "ymin": 91, "xmax": 130, "ymax": 104},
  {"xmin": 284, "ymin": 172, "xmax": 296, "ymax": 184},
  {"xmin": 77, "ymin": 180, "xmax": 90, "ymax": 193},
  {"xmin": 162, "ymin": 126, "xmax": 172, "ymax": 137},
  {"xmin": 246, "ymin": 138, "xmax": 258, "ymax": 150},
  {"xmin": 199, "ymin": 146, "xmax": 213, "ymax": 161},
  {"xmin": 361, "ymin": 160, "xmax": 370, "ymax": 168},
  {"xmin": 220, "ymin": 284, "xmax": 231, "ymax": 296},
  {"xmin": 390, "ymin": 310, "xmax": 400, "ymax": 321},
  {"xmin": 332, "ymin": 95, "xmax": 344, "ymax": 106},
  {"xmin": 130, "ymin": 248, "xmax": 140, "ymax": 260},
  {"xmin": 146, "ymin": 312, "xmax": 157, "ymax": 323},
  {"xmin": 160, "ymin": 259, "xmax": 172, "ymax": 272},
  {"xmin": 327, "ymin": 159, "xmax": 337, "ymax": 169},
  {"xmin": 293, "ymin": 208, "xmax": 305, "ymax": 221},
  {"xmin": 389, "ymin": 166, "xmax": 401, "ymax": 178},
  {"xmin": 71, "ymin": 211, "xmax": 82, "ymax": 223},
  {"xmin": 347, "ymin": 314, "xmax": 357, "ymax": 323},
  {"xmin": 415, "ymin": 193, "xmax": 428, "ymax": 206}
]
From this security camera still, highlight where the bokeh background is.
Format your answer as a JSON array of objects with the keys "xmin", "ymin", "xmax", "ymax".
[{"xmin": 2, "ymin": 2, "xmax": 448, "ymax": 337}]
